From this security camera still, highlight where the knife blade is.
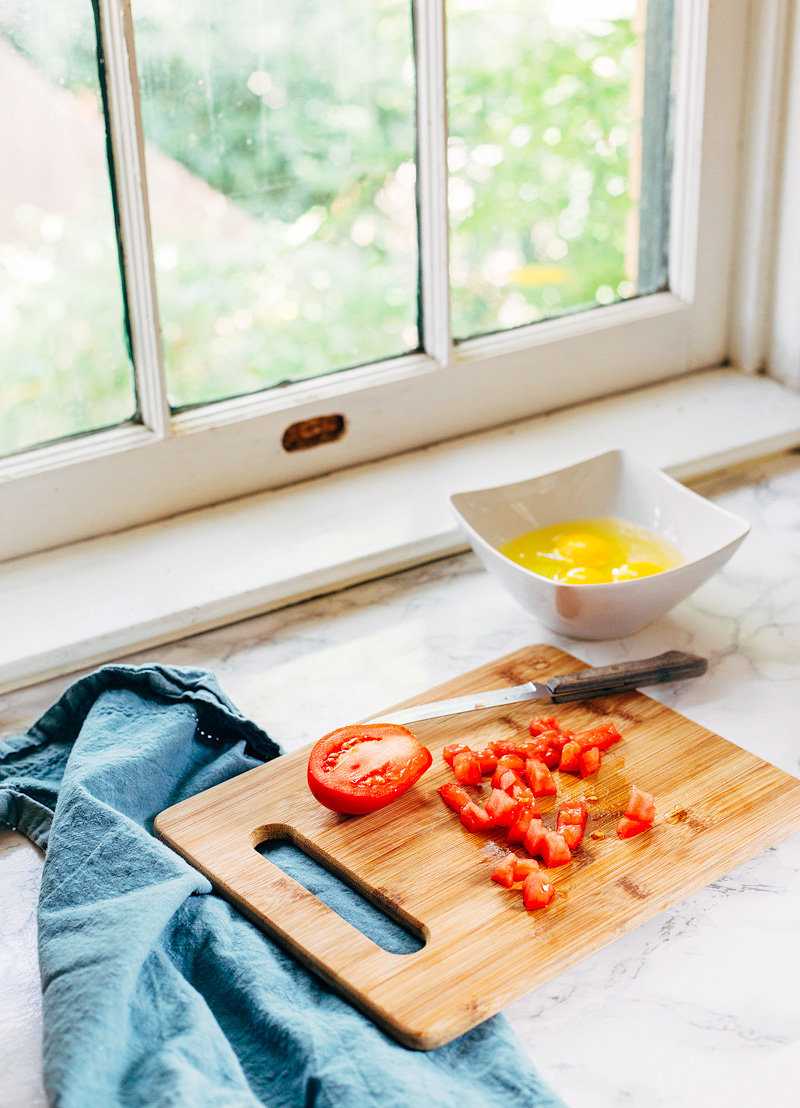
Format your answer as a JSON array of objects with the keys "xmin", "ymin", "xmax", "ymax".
[{"xmin": 368, "ymin": 650, "xmax": 707, "ymax": 727}]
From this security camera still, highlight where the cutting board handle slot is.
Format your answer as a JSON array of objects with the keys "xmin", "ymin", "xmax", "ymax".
[{"xmin": 254, "ymin": 829, "xmax": 426, "ymax": 955}]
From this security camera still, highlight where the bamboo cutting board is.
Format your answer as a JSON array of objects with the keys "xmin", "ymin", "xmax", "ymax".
[{"xmin": 154, "ymin": 644, "xmax": 800, "ymax": 1050}]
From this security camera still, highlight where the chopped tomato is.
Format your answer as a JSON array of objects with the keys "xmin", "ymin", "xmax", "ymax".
[
  {"xmin": 490, "ymin": 852, "xmax": 519, "ymax": 888},
  {"xmin": 442, "ymin": 742, "xmax": 472, "ymax": 766},
  {"xmin": 453, "ymin": 750, "xmax": 483, "ymax": 785},
  {"xmin": 616, "ymin": 816, "xmax": 652, "ymax": 839},
  {"xmin": 558, "ymin": 741, "xmax": 582, "ymax": 773},
  {"xmin": 475, "ymin": 749, "xmax": 498, "ymax": 774},
  {"xmin": 498, "ymin": 768, "xmax": 524, "ymax": 794},
  {"xmin": 511, "ymin": 780, "xmax": 536, "ymax": 804},
  {"xmin": 525, "ymin": 758, "xmax": 558, "ymax": 796},
  {"xmin": 528, "ymin": 716, "xmax": 561, "ymax": 736},
  {"xmin": 522, "ymin": 818, "xmax": 548, "ymax": 857},
  {"xmin": 485, "ymin": 788, "xmax": 519, "ymax": 827},
  {"xmin": 491, "ymin": 754, "xmax": 526, "ymax": 786},
  {"xmin": 556, "ymin": 799, "xmax": 588, "ymax": 850},
  {"xmin": 512, "ymin": 857, "xmax": 540, "ymax": 880},
  {"xmin": 540, "ymin": 830, "xmax": 572, "ymax": 868},
  {"xmin": 578, "ymin": 746, "xmax": 601, "ymax": 778},
  {"xmin": 506, "ymin": 801, "xmax": 539, "ymax": 844},
  {"xmin": 459, "ymin": 800, "xmax": 495, "ymax": 832},
  {"xmin": 575, "ymin": 723, "xmax": 622, "ymax": 752},
  {"xmin": 437, "ymin": 782, "xmax": 472, "ymax": 813},
  {"xmin": 487, "ymin": 738, "xmax": 520, "ymax": 757},
  {"xmin": 307, "ymin": 724, "xmax": 432, "ymax": 815},
  {"xmin": 522, "ymin": 871, "xmax": 555, "ymax": 910},
  {"xmin": 625, "ymin": 785, "xmax": 656, "ymax": 824}
]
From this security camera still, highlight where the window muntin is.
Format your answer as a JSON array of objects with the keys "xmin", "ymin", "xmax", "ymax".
[
  {"xmin": 132, "ymin": 0, "xmax": 419, "ymax": 410},
  {"xmin": 0, "ymin": 0, "xmax": 134, "ymax": 457}
]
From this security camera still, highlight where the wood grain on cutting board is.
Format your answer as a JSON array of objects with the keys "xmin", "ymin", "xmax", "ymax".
[{"xmin": 154, "ymin": 644, "xmax": 800, "ymax": 1050}]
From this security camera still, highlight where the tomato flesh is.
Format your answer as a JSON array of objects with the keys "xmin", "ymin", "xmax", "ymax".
[
  {"xmin": 578, "ymin": 746, "xmax": 601, "ymax": 778},
  {"xmin": 525, "ymin": 758, "xmax": 558, "ymax": 797},
  {"xmin": 506, "ymin": 801, "xmax": 539, "ymax": 844},
  {"xmin": 453, "ymin": 750, "xmax": 483, "ymax": 785},
  {"xmin": 437, "ymin": 782, "xmax": 471, "ymax": 813},
  {"xmin": 307, "ymin": 724, "xmax": 432, "ymax": 815},
  {"xmin": 485, "ymin": 788, "xmax": 518, "ymax": 827},
  {"xmin": 490, "ymin": 852, "xmax": 519, "ymax": 888},
  {"xmin": 625, "ymin": 785, "xmax": 656, "ymax": 824},
  {"xmin": 522, "ymin": 871, "xmax": 555, "ymax": 910}
]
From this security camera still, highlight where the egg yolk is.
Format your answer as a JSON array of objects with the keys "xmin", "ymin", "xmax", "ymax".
[
  {"xmin": 498, "ymin": 517, "xmax": 684, "ymax": 585},
  {"xmin": 553, "ymin": 532, "xmax": 611, "ymax": 567}
]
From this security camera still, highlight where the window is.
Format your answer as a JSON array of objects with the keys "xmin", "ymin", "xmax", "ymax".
[{"xmin": 0, "ymin": 0, "xmax": 750, "ymax": 562}]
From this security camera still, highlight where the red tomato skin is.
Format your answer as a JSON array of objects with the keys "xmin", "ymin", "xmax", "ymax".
[
  {"xmin": 578, "ymin": 747, "xmax": 601, "ymax": 778},
  {"xmin": 490, "ymin": 852, "xmax": 519, "ymax": 888},
  {"xmin": 459, "ymin": 801, "xmax": 495, "ymax": 832},
  {"xmin": 556, "ymin": 800, "xmax": 587, "ymax": 848},
  {"xmin": 511, "ymin": 781, "xmax": 536, "ymax": 804},
  {"xmin": 540, "ymin": 830, "xmax": 572, "ymax": 868},
  {"xmin": 616, "ymin": 816, "xmax": 652, "ymax": 839},
  {"xmin": 522, "ymin": 871, "xmax": 555, "ymax": 910},
  {"xmin": 506, "ymin": 802, "xmax": 538, "ymax": 845},
  {"xmin": 442, "ymin": 742, "xmax": 472, "ymax": 766},
  {"xmin": 558, "ymin": 741, "xmax": 582, "ymax": 773},
  {"xmin": 525, "ymin": 758, "xmax": 558, "ymax": 796},
  {"xmin": 579, "ymin": 723, "xmax": 622, "ymax": 752},
  {"xmin": 307, "ymin": 724, "xmax": 432, "ymax": 815},
  {"xmin": 625, "ymin": 786, "xmax": 656, "ymax": 824},
  {"xmin": 476, "ymin": 749, "xmax": 498, "ymax": 774},
  {"xmin": 528, "ymin": 716, "xmax": 561, "ymax": 736},
  {"xmin": 453, "ymin": 751, "xmax": 483, "ymax": 785},
  {"xmin": 486, "ymin": 788, "xmax": 519, "ymax": 827},
  {"xmin": 437, "ymin": 782, "xmax": 472, "ymax": 813}
]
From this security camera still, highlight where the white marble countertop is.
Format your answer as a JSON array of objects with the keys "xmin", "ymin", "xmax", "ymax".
[{"xmin": 2, "ymin": 450, "xmax": 800, "ymax": 1108}]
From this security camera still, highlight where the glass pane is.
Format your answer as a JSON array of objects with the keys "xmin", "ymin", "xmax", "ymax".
[
  {"xmin": 447, "ymin": 0, "xmax": 671, "ymax": 340},
  {"xmin": 0, "ymin": 0, "xmax": 135, "ymax": 457},
  {"xmin": 132, "ymin": 0, "xmax": 418, "ymax": 410}
]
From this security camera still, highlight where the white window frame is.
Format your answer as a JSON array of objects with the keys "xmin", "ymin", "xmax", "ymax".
[{"xmin": 0, "ymin": 0, "xmax": 755, "ymax": 562}]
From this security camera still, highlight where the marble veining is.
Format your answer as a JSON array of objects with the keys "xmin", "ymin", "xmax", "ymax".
[{"xmin": 2, "ymin": 450, "xmax": 800, "ymax": 1107}]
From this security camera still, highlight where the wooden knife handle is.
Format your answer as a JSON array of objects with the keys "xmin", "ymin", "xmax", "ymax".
[{"xmin": 546, "ymin": 650, "xmax": 708, "ymax": 702}]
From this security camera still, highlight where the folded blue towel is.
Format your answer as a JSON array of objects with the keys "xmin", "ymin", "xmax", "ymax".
[{"xmin": 0, "ymin": 664, "xmax": 567, "ymax": 1108}]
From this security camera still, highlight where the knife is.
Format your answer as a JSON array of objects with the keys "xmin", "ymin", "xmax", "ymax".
[{"xmin": 368, "ymin": 650, "xmax": 708, "ymax": 727}]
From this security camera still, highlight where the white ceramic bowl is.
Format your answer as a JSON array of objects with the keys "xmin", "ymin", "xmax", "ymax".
[{"xmin": 450, "ymin": 449, "xmax": 750, "ymax": 640}]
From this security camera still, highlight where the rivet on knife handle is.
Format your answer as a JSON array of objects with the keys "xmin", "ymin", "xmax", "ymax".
[{"xmin": 546, "ymin": 650, "xmax": 708, "ymax": 702}]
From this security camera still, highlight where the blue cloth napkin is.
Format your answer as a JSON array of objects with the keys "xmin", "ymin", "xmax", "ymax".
[{"xmin": 0, "ymin": 664, "xmax": 567, "ymax": 1108}]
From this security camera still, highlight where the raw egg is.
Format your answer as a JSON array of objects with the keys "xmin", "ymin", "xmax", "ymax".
[{"xmin": 498, "ymin": 517, "xmax": 684, "ymax": 584}]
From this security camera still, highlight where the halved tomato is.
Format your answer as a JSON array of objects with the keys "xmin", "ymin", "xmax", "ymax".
[{"xmin": 307, "ymin": 724, "xmax": 432, "ymax": 815}]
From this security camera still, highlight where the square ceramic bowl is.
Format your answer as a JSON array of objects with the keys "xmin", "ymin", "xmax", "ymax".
[{"xmin": 450, "ymin": 449, "xmax": 750, "ymax": 640}]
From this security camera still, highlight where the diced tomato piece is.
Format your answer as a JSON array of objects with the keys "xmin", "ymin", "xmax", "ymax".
[
  {"xmin": 437, "ymin": 782, "xmax": 472, "ymax": 813},
  {"xmin": 528, "ymin": 716, "xmax": 561, "ymax": 736},
  {"xmin": 453, "ymin": 751, "xmax": 483, "ymax": 785},
  {"xmin": 616, "ymin": 816, "xmax": 652, "ymax": 839},
  {"xmin": 625, "ymin": 785, "xmax": 656, "ymax": 824},
  {"xmin": 559, "ymin": 825, "xmax": 580, "ymax": 850},
  {"xmin": 540, "ymin": 830, "xmax": 572, "ymax": 868},
  {"xmin": 497, "ymin": 768, "xmax": 522, "ymax": 793},
  {"xmin": 525, "ymin": 758, "xmax": 558, "ymax": 796},
  {"xmin": 522, "ymin": 870, "xmax": 555, "ymax": 910},
  {"xmin": 475, "ymin": 749, "xmax": 498, "ymax": 774},
  {"xmin": 578, "ymin": 746, "xmax": 601, "ymax": 778},
  {"xmin": 557, "ymin": 798, "xmax": 588, "ymax": 826},
  {"xmin": 485, "ymin": 788, "xmax": 519, "ymax": 827},
  {"xmin": 512, "ymin": 857, "xmax": 540, "ymax": 880},
  {"xmin": 577, "ymin": 723, "xmax": 622, "ymax": 752},
  {"xmin": 511, "ymin": 781, "xmax": 536, "ymax": 804},
  {"xmin": 442, "ymin": 742, "xmax": 472, "ymax": 766},
  {"xmin": 558, "ymin": 741, "xmax": 582, "ymax": 773},
  {"xmin": 459, "ymin": 801, "xmax": 495, "ymax": 832},
  {"xmin": 490, "ymin": 754, "xmax": 526, "ymax": 787},
  {"xmin": 506, "ymin": 801, "xmax": 539, "ymax": 844},
  {"xmin": 490, "ymin": 852, "xmax": 519, "ymax": 888},
  {"xmin": 487, "ymin": 739, "xmax": 519, "ymax": 757},
  {"xmin": 523, "ymin": 818, "xmax": 548, "ymax": 857}
]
